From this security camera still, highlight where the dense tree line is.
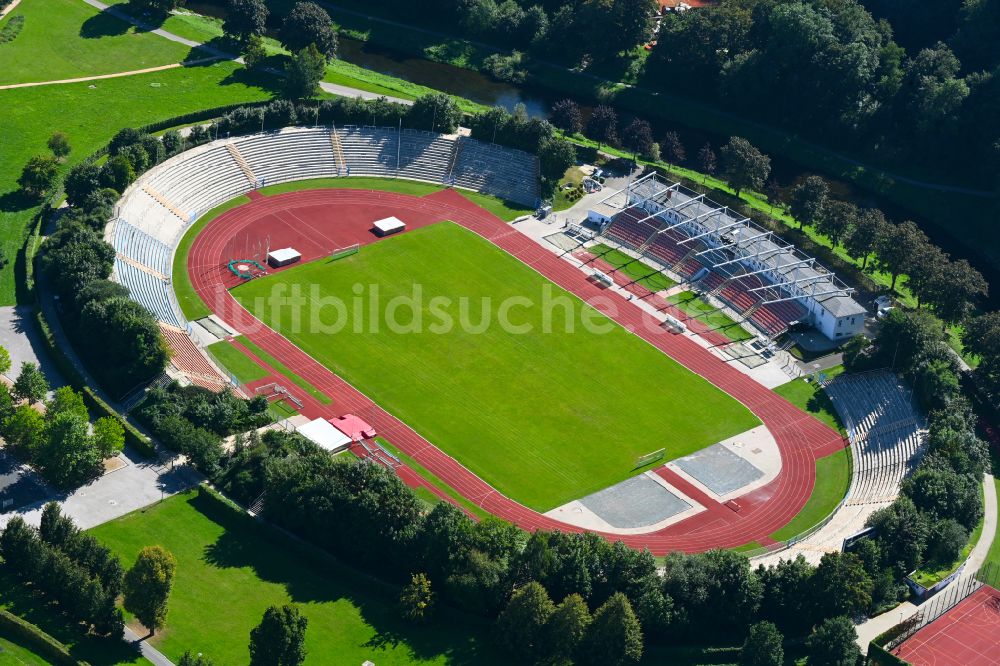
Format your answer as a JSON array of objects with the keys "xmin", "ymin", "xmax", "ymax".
[
  {"xmin": 0, "ymin": 504, "xmax": 124, "ymax": 636},
  {"xmin": 649, "ymin": 0, "xmax": 1000, "ymax": 186},
  {"xmin": 204, "ymin": 431, "xmax": 877, "ymax": 663},
  {"xmin": 134, "ymin": 382, "xmax": 270, "ymax": 477}
]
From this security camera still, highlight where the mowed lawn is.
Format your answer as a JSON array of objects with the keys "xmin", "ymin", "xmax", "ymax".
[
  {"xmin": 233, "ymin": 222, "xmax": 759, "ymax": 510},
  {"xmin": 89, "ymin": 490, "xmax": 504, "ymax": 666},
  {"xmin": 0, "ymin": 0, "xmax": 194, "ymax": 85}
]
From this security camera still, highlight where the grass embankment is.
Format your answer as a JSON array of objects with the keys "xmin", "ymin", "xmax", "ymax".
[
  {"xmin": 587, "ymin": 243, "xmax": 677, "ymax": 292},
  {"xmin": 89, "ymin": 489, "xmax": 505, "ymax": 665},
  {"xmin": 0, "ymin": 0, "xmax": 193, "ymax": 85},
  {"xmin": 0, "ymin": 635, "xmax": 54, "ymax": 666},
  {"xmin": 376, "ymin": 438, "xmax": 492, "ymax": 520},
  {"xmin": 769, "ymin": 448, "xmax": 851, "ymax": 542},
  {"xmin": 233, "ymin": 222, "xmax": 759, "ymax": 510},
  {"xmin": 205, "ymin": 340, "xmax": 268, "ymax": 384},
  {"xmin": 984, "ymin": 477, "xmax": 1000, "ymax": 572},
  {"xmin": 665, "ymin": 291, "xmax": 752, "ymax": 343},
  {"xmin": 772, "ymin": 365, "xmax": 846, "ymax": 434},
  {"xmin": 0, "ymin": 60, "xmax": 273, "ymax": 305}
]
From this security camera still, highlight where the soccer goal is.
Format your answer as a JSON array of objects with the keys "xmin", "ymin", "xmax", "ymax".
[
  {"xmin": 328, "ymin": 243, "xmax": 360, "ymax": 262},
  {"xmin": 634, "ymin": 447, "xmax": 666, "ymax": 469}
]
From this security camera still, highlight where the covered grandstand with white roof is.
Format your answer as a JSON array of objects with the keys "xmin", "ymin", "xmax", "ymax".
[{"xmin": 589, "ymin": 173, "xmax": 866, "ymax": 341}]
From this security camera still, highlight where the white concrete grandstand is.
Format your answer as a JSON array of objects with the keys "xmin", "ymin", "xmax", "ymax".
[{"xmin": 591, "ymin": 173, "xmax": 866, "ymax": 341}]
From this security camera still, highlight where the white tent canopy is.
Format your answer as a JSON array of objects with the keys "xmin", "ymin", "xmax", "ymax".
[{"xmin": 296, "ymin": 418, "xmax": 352, "ymax": 453}]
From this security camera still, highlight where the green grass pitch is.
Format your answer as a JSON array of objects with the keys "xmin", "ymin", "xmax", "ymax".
[{"xmin": 233, "ymin": 222, "xmax": 759, "ymax": 510}]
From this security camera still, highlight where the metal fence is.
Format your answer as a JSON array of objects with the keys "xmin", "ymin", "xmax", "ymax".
[{"xmin": 885, "ymin": 561, "xmax": 1000, "ymax": 651}]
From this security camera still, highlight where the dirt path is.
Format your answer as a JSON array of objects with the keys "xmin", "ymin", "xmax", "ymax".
[
  {"xmin": 0, "ymin": 56, "xmax": 220, "ymax": 90},
  {"xmin": 0, "ymin": 0, "xmax": 22, "ymax": 21}
]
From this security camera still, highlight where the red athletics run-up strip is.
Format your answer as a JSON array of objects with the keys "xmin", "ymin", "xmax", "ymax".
[{"xmin": 187, "ymin": 187, "xmax": 846, "ymax": 554}]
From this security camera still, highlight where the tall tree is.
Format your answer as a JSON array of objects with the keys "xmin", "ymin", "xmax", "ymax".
[
  {"xmin": 587, "ymin": 105, "xmax": 619, "ymax": 149},
  {"xmin": 789, "ymin": 175, "xmax": 829, "ymax": 230},
  {"xmin": 249, "ymin": 604, "xmax": 308, "ymax": 666},
  {"xmin": 696, "ymin": 143, "xmax": 717, "ymax": 182},
  {"xmin": 544, "ymin": 593, "xmax": 592, "ymax": 664},
  {"xmin": 623, "ymin": 119, "xmax": 656, "ymax": 161},
  {"xmin": 279, "ymin": 2, "xmax": 337, "ymax": 59},
  {"xmin": 875, "ymin": 220, "xmax": 928, "ymax": 290},
  {"xmin": 906, "ymin": 241, "xmax": 948, "ymax": 308},
  {"xmin": 810, "ymin": 552, "xmax": 873, "ymax": 618},
  {"xmin": 845, "ymin": 208, "xmax": 888, "ymax": 270},
  {"xmin": 928, "ymin": 259, "xmax": 987, "ymax": 327},
  {"xmin": 806, "ymin": 616, "xmax": 861, "ymax": 666},
  {"xmin": 47, "ymin": 132, "xmax": 71, "ymax": 160},
  {"xmin": 284, "ymin": 45, "xmax": 326, "ymax": 99},
  {"xmin": 720, "ymin": 137, "xmax": 770, "ymax": 197},
  {"xmin": 12, "ymin": 362, "xmax": 49, "ymax": 404},
  {"xmin": 399, "ymin": 573, "xmax": 434, "ymax": 622},
  {"xmin": 495, "ymin": 581, "xmax": 555, "ymax": 662},
  {"xmin": 18, "ymin": 155, "xmax": 59, "ymax": 199},
  {"xmin": 816, "ymin": 199, "xmax": 857, "ymax": 248},
  {"xmin": 551, "ymin": 98, "xmax": 583, "ymax": 135},
  {"xmin": 123, "ymin": 546, "xmax": 176, "ymax": 636},
  {"xmin": 741, "ymin": 621, "xmax": 783, "ymax": 666},
  {"xmin": 538, "ymin": 137, "xmax": 577, "ymax": 181},
  {"xmin": 661, "ymin": 131, "xmax": 686, "ymax": 166},
  {"xmin": 406, "ymin": 93, "xmax": 462, "ymax": 134},
  {"xmin": 580, "ymin": 592, "xmax": 643, "ymax": 665},
  {"xmin": 223, "ymin": 0, "xmax": 268, "ymax": 42}
]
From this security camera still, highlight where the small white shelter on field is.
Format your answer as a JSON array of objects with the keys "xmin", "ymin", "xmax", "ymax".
[
  {"xmin": 267, "ymin": 247, "xmax": 301, "ymax": 268},
  {"xmin": 372, "ymin": 216, "xmax": 406, "ymax": 237},
  {"xmin": 296, "ymin": 418, "xmax": 352, "ymax": 453}
]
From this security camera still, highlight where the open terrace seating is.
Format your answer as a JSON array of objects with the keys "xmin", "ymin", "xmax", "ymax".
[
  {"xmin": 451, "ymin": 137, "xmax": 539, "ymax": 206},
  {"xmin": 396, "ymin": 129, "xmax": 453, "ymax": 183},
  {"xmin": 825, "ymin": 371, "xmax": 925, "ymax": 504},
  {"xmin": 114, "ymin": 220, "xmax": 172, "ymax": 276},
  {"xmin": 113, "ymin": 258, "xmax": 182, "ymax": 328},
  {"xmin": 235, "ymin": 128, "xmax": 339, "ymax": 186},
  {"xmin": 336, "ymin": 126, "xmax": 398, "ymax": 177},
  {"xmin": 146, "ymin": 143, "xmax": 253, "ymax": 222}
]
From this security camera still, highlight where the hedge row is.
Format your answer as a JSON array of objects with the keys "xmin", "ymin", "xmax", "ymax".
[
  {"xmin": 0, "ymin": 609, "xmax": 90, "ymax": 666},
  {"xmin": 867, "ymin": 642, "xmax": 907, "ymax": 666}
]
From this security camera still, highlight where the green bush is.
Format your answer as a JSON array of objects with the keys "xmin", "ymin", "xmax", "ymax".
[
  {"xmin": 0, "ymin": 15, "xmax": 24, "ymax": 44},
  {"xmin": 0, "ymin": 609, "xmax": 90, "ymax": 666}
]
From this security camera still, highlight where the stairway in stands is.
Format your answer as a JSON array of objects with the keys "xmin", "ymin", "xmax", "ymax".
[
  {"xmin": 226, "ymin": 143, "xmax": 257, "ymax": 187},
  {"xmin": 330, "ymin": 129, "xmax": 347, "ymax": 175},
  {"xmin": 142, "ymin": 185, "xmax": 186, "ymax": 221}
]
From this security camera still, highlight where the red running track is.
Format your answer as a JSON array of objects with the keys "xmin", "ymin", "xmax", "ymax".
[
  {"xmin": 893, "ymin": 586, "xmax": 1000, "ymax": 666},
  {"xmin": 187, "ymin": 187, "xmax": 846, "ymax": 554}
]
